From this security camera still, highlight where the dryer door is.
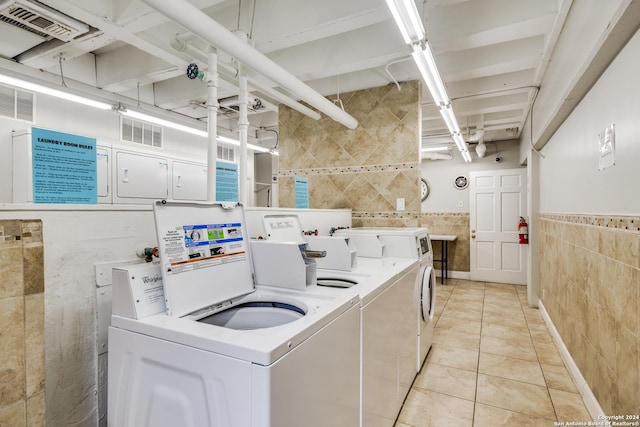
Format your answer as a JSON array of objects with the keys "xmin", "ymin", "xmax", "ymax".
[{"xmin": 421, "ymin": 266, "xmax": 436, "ymax": 321}]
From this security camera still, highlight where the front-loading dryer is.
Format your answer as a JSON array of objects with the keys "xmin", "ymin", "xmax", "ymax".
[{"xmin": 108, "ymin": 201, "xmax": 360, "ymax": 427}]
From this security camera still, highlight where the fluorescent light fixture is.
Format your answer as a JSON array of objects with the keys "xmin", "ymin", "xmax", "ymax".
[
  {"xmin": 421, "ymin": 145, "xmax": 452, "ymax": 152},
  {"xmin": 439, "ymin": 105, "xmax": 461, "ymax": 134},
  {"xmin": 0, "ymin": 73, "xmax": 113, "ymax": 110},
  {"xmin": 385, "ymin": 0, "xmax": 425, "ymax": 44},
  {"xmin": 411, "ymin": 44, "xmax": 449, "ymax": 107},
  {"xmin": 384, "ymin": 1, "xmax": 472, "ymax": 163}
]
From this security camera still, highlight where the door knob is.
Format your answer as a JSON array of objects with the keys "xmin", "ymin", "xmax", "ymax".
[{"xmin": 471, "ymin": 234, "xmax": 476, "ymax": 239}]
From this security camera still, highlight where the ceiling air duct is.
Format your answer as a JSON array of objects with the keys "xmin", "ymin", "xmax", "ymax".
[{"xmin": 0, "ymin": 0, "xmax": 89, "ymax": 42}]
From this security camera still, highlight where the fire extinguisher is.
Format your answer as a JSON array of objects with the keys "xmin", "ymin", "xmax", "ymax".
[{"xmin": 518, "ymin": 216, "xmax": 529, "ymax": 244}]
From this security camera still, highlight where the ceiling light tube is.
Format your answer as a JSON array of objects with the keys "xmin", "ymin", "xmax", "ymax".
[
  {"xmin": 217, "ymin": 135, "xmax": 271, "ymax": 153},
  {"xmin": 0, "ymin": 73, "xmax": 113, "ymax": 110},
  {"xmin": 412, "ymin": 44, "xmax": 449, "ymax": 107},
  {"xmin": 121, "ymin": 109, "xmax": 208, "ymax": 137},
  {"xmin": 385, "ymin": 0, "xmax": 425, "ymax": 44},
  {"xmin": 439, "ymin": 106, "xmax": 461, "ymax": 135},
  {"xmin": 421, "ymin": 145, "xmax": 452, "ymax": 152}
]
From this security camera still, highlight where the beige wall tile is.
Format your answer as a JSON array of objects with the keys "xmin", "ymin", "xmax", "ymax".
[
  {"xmin": 278, "ymin": 82, "xmax": 420, "ymax": 222},
  {"xmin": 615, "ymin": 324, "xmax": 639, "ymax": 401},
  {"xmin": 26, "ymin": 392, "xmax": 44, "ymax": 427},
  {"xmin": 22, "ymin": 245, "xmax": 44, "ymax": 296},
  {"xmin": 0, "ymin": 297, "xmax": 26, "ymax": 408},
  {"xmin": 0, "ymin": 401, "xmax": 26, "ymax": 427},
  {"xmin": 540, "ymin": 215, "xmax": 640, "ymax": 416},
  {"xmin": 24, "ymin": 295, "xmax": 45, "ymax": 398},
  {"xmin": 0, "ymin": 245, "xmax": 24, "ymax": 299}
]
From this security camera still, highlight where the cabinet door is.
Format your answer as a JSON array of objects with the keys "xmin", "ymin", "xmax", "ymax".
[
  {"xmin": 115, "ymin": 151, "xmax": 168, "ymax": 200},
  {"xmin": 172, "ymin": 161, "xmax": 207, "ymax": 201},
  {"xmin": 96, "ymin": 146, "xmax": 111, "ymax": 202}
]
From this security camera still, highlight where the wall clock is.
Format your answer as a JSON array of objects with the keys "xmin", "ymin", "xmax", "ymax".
[
  {"xmin": 421, "ymin": 178, "xmax": 430, "ymax": 201},
  {"xmin": 453, "ymin": 175, "xmax": 468, "ymax": 190}
]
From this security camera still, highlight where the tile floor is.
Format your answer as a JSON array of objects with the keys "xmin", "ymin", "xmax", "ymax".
[{"xmin": 395, "ymin": 279, "xmax": 592, "ymax": 427}]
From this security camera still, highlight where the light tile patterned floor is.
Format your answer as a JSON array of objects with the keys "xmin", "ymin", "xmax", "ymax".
[{"xmin": 395, "ymin": 279, "xmax": 592, "ymax": 427}]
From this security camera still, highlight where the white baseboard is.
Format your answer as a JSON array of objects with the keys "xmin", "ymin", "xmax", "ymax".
[
  {"xmin": 538, "ymin": 301, "xmax": 604, "ymax": 421},
  {"xmin": 434, "ymin": 270, "xmax": 470, "ymax": 280}
]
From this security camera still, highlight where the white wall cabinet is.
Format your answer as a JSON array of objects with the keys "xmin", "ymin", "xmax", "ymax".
[
  {"xmin": 113, "ymin": 150, "xmax": 169, "ymax": 202},
  {"xmin": 172, "ymin": 160, "xmax": 208, "ymax": 201}
]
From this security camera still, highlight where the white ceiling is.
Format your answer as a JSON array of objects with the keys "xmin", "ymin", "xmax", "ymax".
[{"xmin": 0, "ymin": 0, "xmax": 572, "ymax": 150}]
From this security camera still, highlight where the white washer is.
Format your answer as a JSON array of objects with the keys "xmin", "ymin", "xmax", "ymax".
[
  {"xmin": 259, "ymin": 215, "xmax": 419, "ymax": 427},
  {"xmin": 334, "ymin": 227, "xmax": 437, "ymax": 373},
  {"xmin": 108, "ymin": 202, "xmax": 360, "ymax": 427},
  {"xmin": 314, "ymin": 257, "xmax": 418, "ymax": 427}
]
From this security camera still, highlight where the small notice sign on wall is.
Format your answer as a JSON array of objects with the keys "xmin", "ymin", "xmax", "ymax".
[
  {"xmin": 598, "ymin": 123, "xmax": 615, "ymax": 171},
  {"xmin": 295, "ymin": 176, "xmax": 309, "ymax": 208},
  {"xmin": 31, "ymin": 127, "xmax": 97, "ymax": 204},
  {"xmin": 216, "ymin": 161, "xmax": 239, "ymax": 201}
]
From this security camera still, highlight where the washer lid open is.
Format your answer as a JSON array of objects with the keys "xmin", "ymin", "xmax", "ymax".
[{"xmin": 153, "ymin": 201, "xmax": 255, "ymax": 317}]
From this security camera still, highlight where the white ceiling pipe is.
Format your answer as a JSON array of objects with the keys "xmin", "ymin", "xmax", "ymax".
[
  {"xmin": 170, "ymin": 35, "xmax": 321, "ymax": 120},
  {"xmin": 143, "ymin": 0, "xmax": 358, "ymax": 129},
  {"xmin": 207, "ymin": 47, "xmax": 219, "ymax": 201}
]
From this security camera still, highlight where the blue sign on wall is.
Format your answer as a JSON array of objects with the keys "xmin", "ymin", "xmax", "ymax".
[
  {"xmin": 31, "ymin": 127, "xmax": 97, "ymax": 204},
  {"xmin": 295, "ymin": 176, "xmax": 309, "ymax": 208},
  {"xmin": 216, "ymin": 161, "xmax": 238, "ymax": 201}
]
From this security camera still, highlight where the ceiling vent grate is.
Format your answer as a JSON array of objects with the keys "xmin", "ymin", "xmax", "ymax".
[{"xmin": 0, "ymin": 0, "xmax": 89, "ymax": 42}]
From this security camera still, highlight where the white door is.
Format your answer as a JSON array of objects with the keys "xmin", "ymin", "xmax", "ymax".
[{"xmin": 470, "ymin": 168, "xmax": 527, "ymax": 284}]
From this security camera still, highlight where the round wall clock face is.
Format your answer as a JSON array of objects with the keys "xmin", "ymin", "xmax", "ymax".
[
  {"xmin": 421, "ymin": 178, "xmax": 430, "ymax": 201},
  {"xmin": 453, "ymin": 175, "xmax": 469, "ymax": 190}
]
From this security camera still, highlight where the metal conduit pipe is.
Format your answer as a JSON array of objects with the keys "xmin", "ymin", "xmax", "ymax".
[
  {"xmin": 170, "ymin": 34, "xmax": 321, "ymax": 121},
  {"xmin": 142, "ymin": 0, "xmax": 358, "ymax": 130}
]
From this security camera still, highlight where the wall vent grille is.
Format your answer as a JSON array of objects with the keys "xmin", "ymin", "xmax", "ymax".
[
  {"xmin": 0, "ymin": 0, "xmax": 89, "ymax": 42},
  {"xmin": 121, "ymin": 116, "xmax": 163, "ymax": 148},
  {"xmin": 0, "ymin": 83, "xmax": 34, "ymax": 121}
]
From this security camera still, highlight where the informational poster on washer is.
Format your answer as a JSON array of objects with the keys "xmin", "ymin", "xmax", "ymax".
[
  {"xmin": 31, "ymin": 127, "xmax": 97, "ymax": 204},
  {"xmin": 159, "ymin": 221, "xmax": 247, "ymax": 275}
]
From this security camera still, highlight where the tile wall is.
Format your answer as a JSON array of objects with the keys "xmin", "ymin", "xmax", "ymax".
[
  {"xmin": 421, "ymin": 213, "xmax": 470, "ymax": 272},
  {"xmin": 539, "ymin": 214, "xmax": 639, "ymax": 416},
  {"xmin": 0, "ymin": 220, "xmax": 45, "ymax": 426},
  {"xmin": 278, "ymin": 81, "xmax": 421, "ymax": 228}
]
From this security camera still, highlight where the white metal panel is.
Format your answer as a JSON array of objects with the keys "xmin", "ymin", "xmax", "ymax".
[
  {"xmin": 108, "ymin": 327, "xmax": 251, "ymax": 427},
  {"xmin": 172, "ymin": 160, "xmax": 207, "ymax": 201},
  {"xmin": 251, "ymin": 305, "xmax": 360, "ymax": 427},
  {"xmin": 114, "ymin": 150, "xmax": 169, "ymax": 200},
  {"xmin": 362, "ymin": 282, "xmax": 399, "ymax": 427},
  {"xmin": 97, "ymin": 146, "xmax": 111, "ymax": 203}
]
